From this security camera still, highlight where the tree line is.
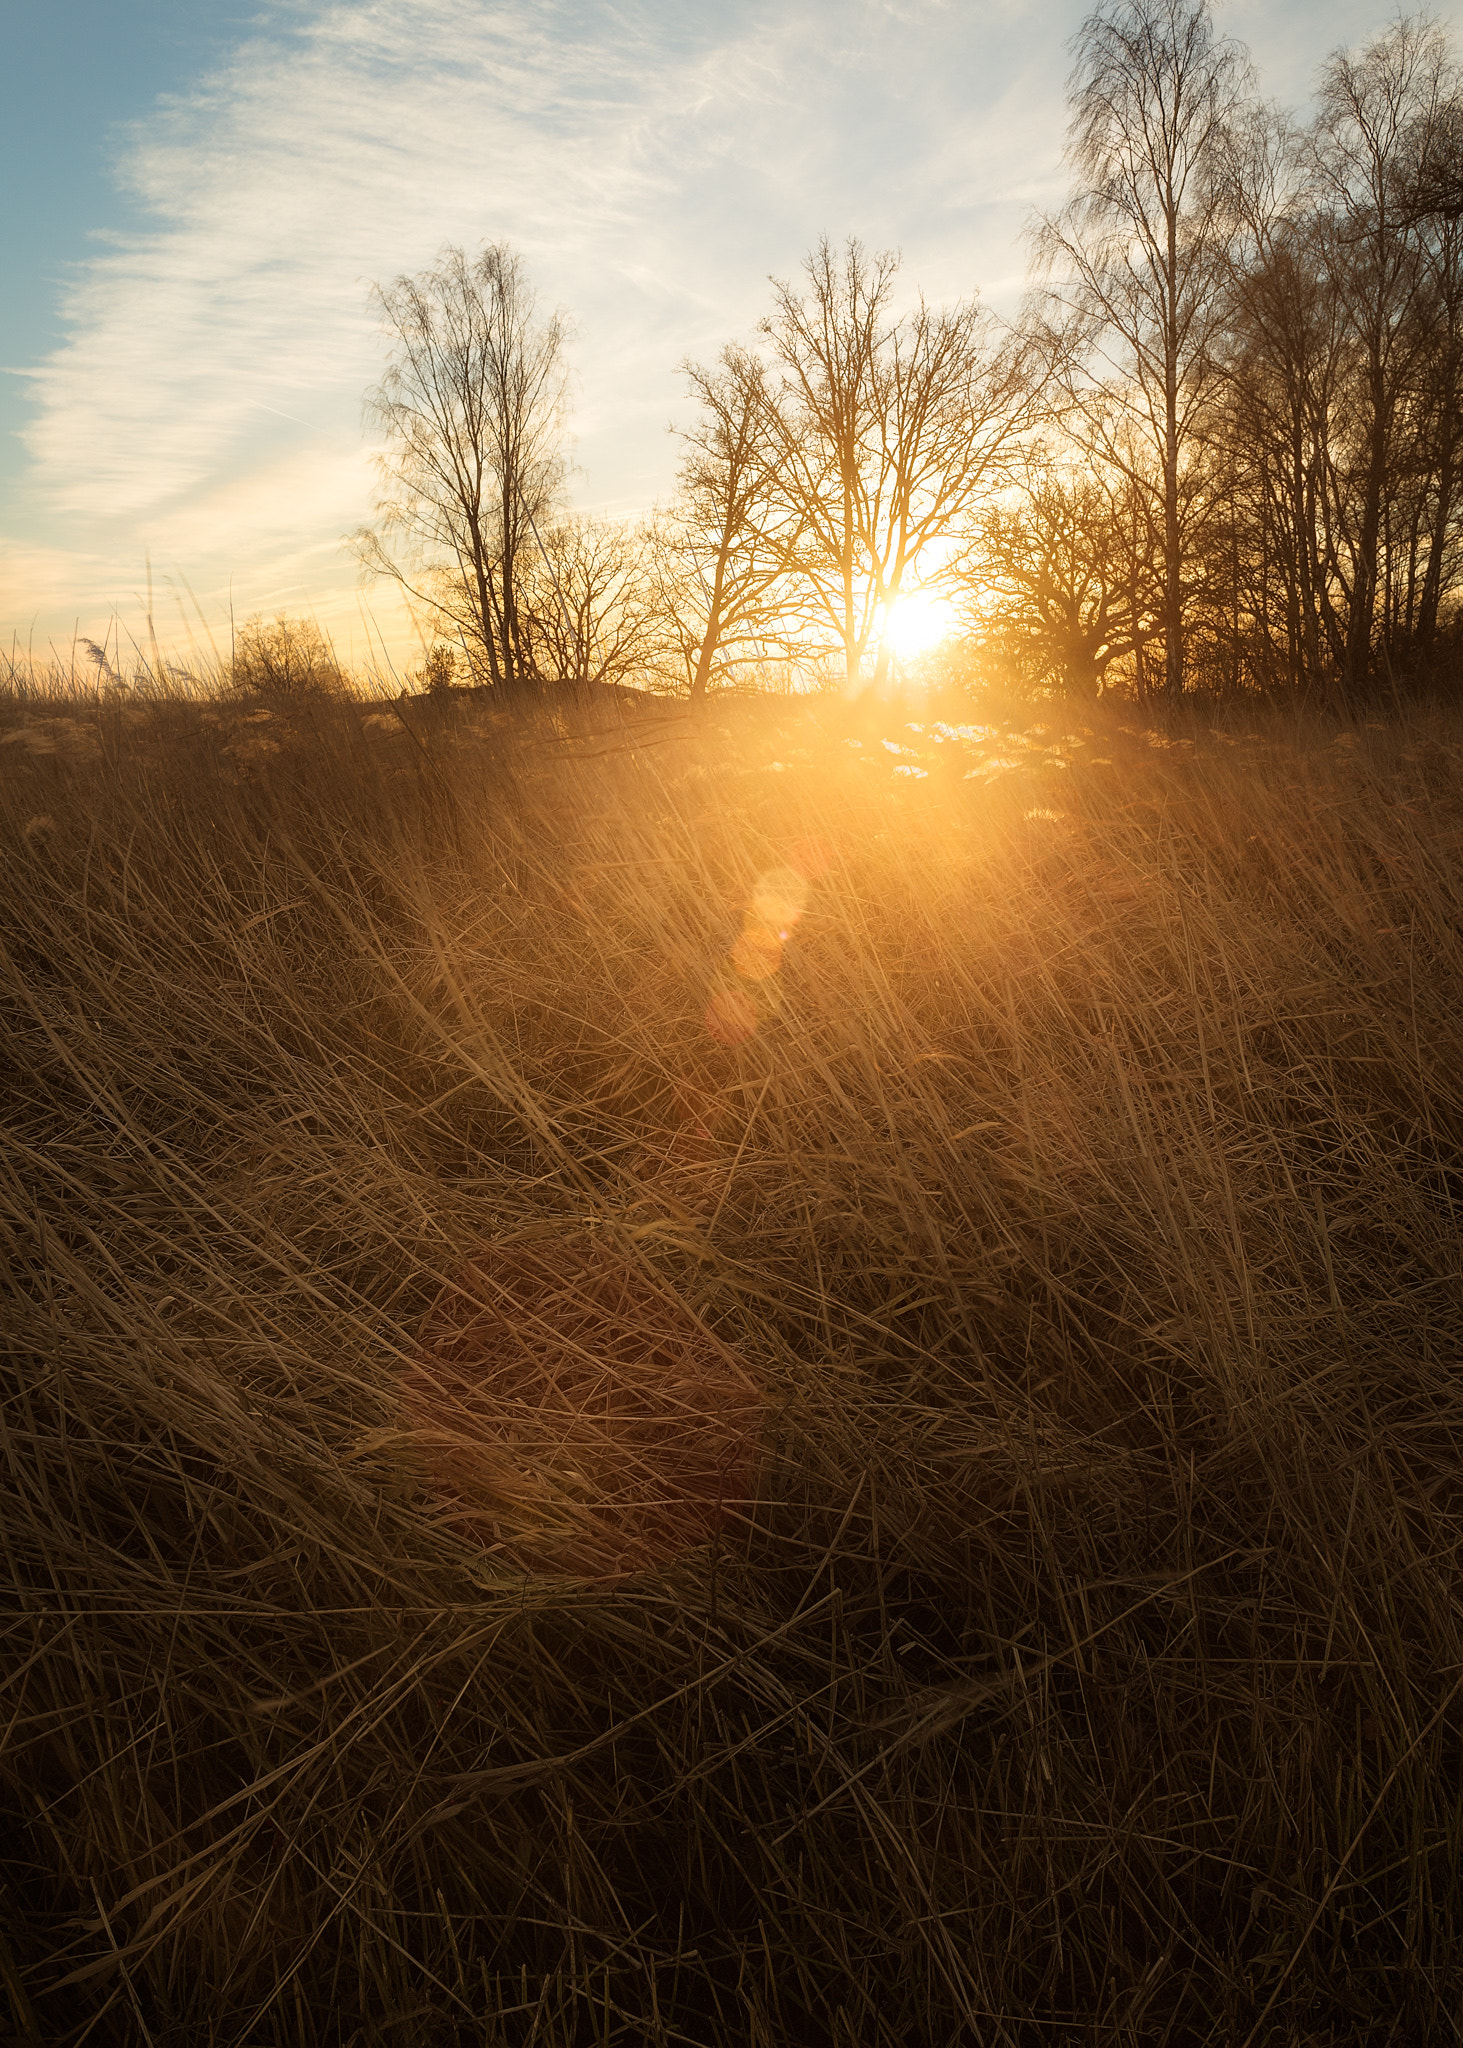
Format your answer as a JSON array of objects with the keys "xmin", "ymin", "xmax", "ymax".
[{"xmin": 352, "ymin": 3, "xmax": 1463, "ymax": 709}]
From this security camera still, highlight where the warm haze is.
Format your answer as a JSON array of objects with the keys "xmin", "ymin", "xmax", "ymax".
[{"xmin": 6, "ymin": 4, "xmax": 1463, "ymax": 2043}]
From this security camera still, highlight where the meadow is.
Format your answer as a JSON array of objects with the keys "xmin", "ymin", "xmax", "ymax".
[{"xmin": 2, "ymin": 668, "xmax": 1462, "ymax": 2045}]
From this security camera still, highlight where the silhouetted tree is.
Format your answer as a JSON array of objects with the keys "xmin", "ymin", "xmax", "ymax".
[
  {"xmin": 1306, "ymin": 20, "xmax": 1457, "ymax": 694},
  {"xmin": 1210, "ymin": 104, "xmax": 1346, "ymax": 692},
  {"xmin": 1035, "ymin": 0, "xmax": 1251, "ymax": 699},
  {"xmin": 756, "ymin": 237, "xmax": 1034, "ymax": 692},
  {"xmin": 228, "ymin": 615, "xmax": 348, "ymax": 701},
  {"xmin": 959, "ymin": 451, "xmax": 1163, "ymax": 696},
  {"xmin": 354, "ymin": 243, "xmax": 567, "ymax": 689},
  {"xmin": 1410, "ymin": 150, "xmax": 1463, "ymax": 656},
  {"xmin": 517, "ymin": 516, "xmax": 662, "ymax": 689},
  {"xmin": 668, "ymin": 347, "xmax": 804, "ymax": 702}
]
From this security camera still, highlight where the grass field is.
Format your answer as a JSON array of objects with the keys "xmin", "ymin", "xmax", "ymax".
[{"xmin": 2, "ymin": 674, "xmax": 1462, "ymax": 2045}]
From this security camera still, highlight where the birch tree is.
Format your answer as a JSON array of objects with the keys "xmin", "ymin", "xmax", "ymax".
[
  {"xmin": 1309, "ymin": 18, "xmax": 1456, "ymax": 693},
  {"xmin": 1035, "ymin": 0, "xmax": 1250, "ymax": 698},
  {"xmin": 354, "ymin": 243, "xmax": 567, "ymax": 689}
]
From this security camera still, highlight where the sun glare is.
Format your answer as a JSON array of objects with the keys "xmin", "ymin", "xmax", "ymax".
[{"xmin": 883, "ymin": 587, "xmax": 956, "ymax": 660}]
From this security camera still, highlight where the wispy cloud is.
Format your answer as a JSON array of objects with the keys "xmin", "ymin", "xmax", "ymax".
[{"xmin": 3, "ymin": 0, "xmax": 1430, "ymax": 655}]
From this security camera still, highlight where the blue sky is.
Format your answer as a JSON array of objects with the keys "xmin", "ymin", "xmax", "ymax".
[
  {"xmin": 0, "ymin": 4, "xmax": 257, "ymax": 475},
  {"xmin": 4, "ymin": 0, "xmax": 1460, "ymax": 670}
]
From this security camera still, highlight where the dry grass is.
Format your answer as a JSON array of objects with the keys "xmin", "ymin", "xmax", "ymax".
[
  {"xmin": 1, "ymin": 673, "xmax": 1462, "ymax": 2045},
  {"xmin": 402, "ymin": 1232, "xmax": 763, "ymax": 1578}
]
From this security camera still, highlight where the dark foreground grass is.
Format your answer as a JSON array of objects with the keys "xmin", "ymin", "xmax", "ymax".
[{"xmin": 2, "ymin": 679, "xmax": 1462, "ymax": 2045}]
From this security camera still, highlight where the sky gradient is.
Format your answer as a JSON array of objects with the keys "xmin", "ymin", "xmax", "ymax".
[{"xmin": 4, "ymin": 0, "xmax": 1461, "ymax": 673}]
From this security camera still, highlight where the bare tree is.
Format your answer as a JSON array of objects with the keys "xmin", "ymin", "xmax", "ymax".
[
  {"xmin": 353, "ymin": 243, "xmax": 567, "ymax": 690},
  {"xmin": 668, "ymin": 347, "xmax": 805, "ymax": 703},
  {"xmin": 1409, "ymin": 122, "xmax": 1463, "ymax": 655},
  {"xmin": 958, "ymin": 450, "xmax": 1163, "ymax": 696},
  {"xmin": 228, "ymin": 615, "xmax": 349, "ymax": 702},
  {"xmin": 1192, "ymin": 46, "xmax": 1463, "ymax": 699},
  {"xmin": 1035, "ymin": 0, "xmax": 1251, "ymax": 699},
  {"xmin": 517, "ymin": 516, "xmax": 663, "ymax": 690},
  {"xmin": 1309, "ymin": 17, "xmax": 1456, "ymax": 694},
  {"xmin": 757, "ymin": 237, "xmax": 1034, "ymax": 693},
  {"xmin": 1216, "ymin": 103, "xmax": 1348, "ymax": 691}
]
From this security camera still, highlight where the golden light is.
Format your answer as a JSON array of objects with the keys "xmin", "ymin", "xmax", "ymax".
[
  {"xmin": 705, "ymin": 985, "xmax": 758, "ymax": 1044},
  {"xmin": 704, "ymin": 861, "xmax": 818, "ymax": 1046},
  {"xmin": 730, "ymin": 925, "xmax": 783, "ymax": 981},
  {"xmin": 750, "ymin": 865, "xmax": 809, "ymax": 929},
  {"xmin": 882, "ymin": 586, "xmax": 956, "ymax": 661}
]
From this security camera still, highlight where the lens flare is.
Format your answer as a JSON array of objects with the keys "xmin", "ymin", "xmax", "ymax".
[
  {"xmin": 787, "ymin": 835, "xmax": 834, "ymax": 879},
  {"xmin": 730, "ymin": 924, "xmax": 783, "ymax": 981},
  {"xmin": 751, "ymin": 865, "xmax": 808, "ymax": 929},
  {"xmin": 704, "ymin": 855, "xmax": 824, "ymax": 1045},
  {"xmin": 705, "ymin": 986, "xmax": 759, "ymax": 1044}
]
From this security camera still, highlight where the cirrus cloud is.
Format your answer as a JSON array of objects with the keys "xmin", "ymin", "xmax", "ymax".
[{"xmin": 2, "ymin": 0, "xmax": 1446, "ymax": 662}]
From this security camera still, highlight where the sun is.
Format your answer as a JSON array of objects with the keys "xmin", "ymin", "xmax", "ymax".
[{"xmin": 883, "ymin": 586, "xmax": 956, "ymax": 660}]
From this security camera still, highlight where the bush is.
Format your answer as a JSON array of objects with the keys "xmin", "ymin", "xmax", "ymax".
[
  {"xmin": 416, "ymin": 641, "xmax": 461, "ymax": 695},
  {"xmin": 228, "ymin": 613, "xmax": 349, "ymax": 700}
]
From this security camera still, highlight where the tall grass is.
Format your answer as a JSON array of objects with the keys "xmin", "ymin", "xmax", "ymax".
[{"xmin": 2, "ymin": 673, "xmax": 1462, "ymax": 2044}]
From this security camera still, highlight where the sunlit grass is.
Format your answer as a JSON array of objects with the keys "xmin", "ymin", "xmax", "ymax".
[{"xmin": 2, "ymin": 667, "xmax": 1462, "ymax": 2042}]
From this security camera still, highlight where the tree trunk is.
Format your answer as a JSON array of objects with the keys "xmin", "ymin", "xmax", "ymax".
[
  {"xmin": 1419, "ymin": 396, "xmax": 1459, "ymax": 651},
  {"xmin": 1345, "ymin": 374, "xmax": 1387, "ymax": 702},
  {"xmin": 1164, "ymin": 210, "xmax": 1184, "ymax": 702},
  {"xmin": 500, "ymin": 519, "xmax": 518, "ymax": 685},
  {"xmin": 871, "ymin": 615, "xmax": 893, "ymax": 695},
  {"xmin": 467, "ymin": 511, "xmax": 504, "ymax": 691},
  {"xmin": 689, "ymin": 533, "xmax": 732, "ymax": 705},
  {"xmin": 842, "ymin": 461, "xmax": 860, "ymax": 693}
]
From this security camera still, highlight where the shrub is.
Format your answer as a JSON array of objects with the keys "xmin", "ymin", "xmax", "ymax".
[
  {"xmin": 228, "ymin": 613, "xmax": 349, "ymax": 700},
  {"xmin": 416, "ymin": 641, "xmax": 460, "ymax": 695}
]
